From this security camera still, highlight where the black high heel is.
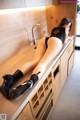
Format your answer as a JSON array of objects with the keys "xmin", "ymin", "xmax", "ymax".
[
  {"xmin": 0, "ymin": 84, "xmax": 9, "ymax": 98},
  {"xmin": 2, "ymin": 70, "xmax": 23, "ymax": 89},
  {"xmin": 0, "ymin": 74, "xmax": 38, "ymax": 100},
  {"xmin": 0, "ymin": 70, "xmax": 23, "ymax": 99}
]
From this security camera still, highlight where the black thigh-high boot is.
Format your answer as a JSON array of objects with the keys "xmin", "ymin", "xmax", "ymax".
[
  {"xmin": 0, "ymin": 70, "xmax": 23, "ymax": 98},
  {"xmin": 6, "ymin": 74, "xmax": 38, "ymax": 100}
]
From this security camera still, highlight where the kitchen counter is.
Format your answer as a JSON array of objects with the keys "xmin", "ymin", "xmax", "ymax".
[{"xmin": 0, "ymin": 38, "xmax": 74, "ymax": 120}]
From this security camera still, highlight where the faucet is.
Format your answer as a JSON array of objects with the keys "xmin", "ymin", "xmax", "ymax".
[{"xmin": 32, "ymin": 24, "xmax": 41, "ymax": 49}]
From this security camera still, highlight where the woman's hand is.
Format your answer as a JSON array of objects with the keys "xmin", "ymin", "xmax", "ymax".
[
  {"xmin": 70, "ymin": 35, "xmax": 74, "ymax": 39},
  {"xmin": 64, "ymin": 35, "xmax": 74, "ymax": 44}
]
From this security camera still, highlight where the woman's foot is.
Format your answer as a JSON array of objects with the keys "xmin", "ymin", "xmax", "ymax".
[
  {"xmin": 2, "ymin": 70, "xmax": 23, "ymax": 89},
  {"xmin": 0, "ymin": 73, "xmax": 38, "ymax": 99},
  {"xmin": 0, "ymin": 70, "xmax": 23, "ymax": 99},
  {"xmin": 9, "ymin": 74, "xmax": 39, "ymax": 99},
  {"xmin": 0, "ymin": 74, "xmax": 38, "ymax": 99}
]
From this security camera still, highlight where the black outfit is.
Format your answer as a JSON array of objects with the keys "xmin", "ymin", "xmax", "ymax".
[{"xmin": 45, "ymin": 27, "xmax": 65, "ymax": 48}]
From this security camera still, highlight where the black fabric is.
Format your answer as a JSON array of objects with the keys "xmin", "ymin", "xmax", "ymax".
[
  {"xmin": 0, "ymin": 84, "xmax": 9, "ymax": 97},
  {"xmin": 45, "ymin": 27, "xmax": 65, "ymax": 48},
  {"xmin": 0, "ymin": 74, "xmax": 38, "ymax": 100},
  {"xmin": 45, "ymin": 37, "xmax": 50, "ymax": 48},
  {"xmin": 50, "ymin": 27, "xmax": 65, "ymax": 43},
  {"xmin": 13, "ymin": 69, "xmax": 23, "ymax": 81},
  {"xmin": 2, "ymin": 75, "xmax": 16, "ymax": 90},
  {"xmin": 2, "ymin": 70, "xmax": 23, "ymax": 89},
  {"xmin": 30, "ymin": 74, "xmax": 38, "ymax": 84},
  {"xmin": 7, "ymin": 80, "xmax": 34, "ymax": 99}
]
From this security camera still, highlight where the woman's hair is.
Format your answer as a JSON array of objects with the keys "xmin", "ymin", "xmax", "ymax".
[{"xmin": 59, "ymin": 17, "xmax": 72, "ymax": 31}]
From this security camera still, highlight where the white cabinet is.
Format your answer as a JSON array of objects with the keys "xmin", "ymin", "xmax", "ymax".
[
  {"xmin": 25, "ymin": 0, "xmax": 59, "ymax": 7},
  {"xmin": 25, "ymin": 0, "xmax": 45, "ymax": 7},
  {"xmin": 0, "ymin": 0, "xmax": 59, "ymax": 9},
  {"xmin": 0, "ymin": 0, "xmax": 25, "ymax": 9}
]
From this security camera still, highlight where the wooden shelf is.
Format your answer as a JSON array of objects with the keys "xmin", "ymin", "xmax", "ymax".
[{"xmin": 30, "ymin": 71, "xmax": 53, "ymax": 117}]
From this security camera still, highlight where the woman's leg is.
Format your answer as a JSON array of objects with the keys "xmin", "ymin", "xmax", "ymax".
[
  {"xmin": 32, "ymin": 37, "xmax": 62, "ymax": 79},
  {"xmin": 0, "ymin": 37, "xmax": 62, "ymax": 99},
  {"xmin": 0, "ymin": 37, "xmax": 46, "ymax": 89},
  {"xmin": 2, "ymin": 37, "xmax": 46, "ymax": 83},
  {"xmin": 19, "ymin": 37, "xmax": 46, "ymax": 75}
]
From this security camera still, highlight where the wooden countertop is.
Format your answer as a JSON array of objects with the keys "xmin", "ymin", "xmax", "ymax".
[{"xmin": 0, "ymin": 38, "xmax": 73, "ymax": 120}]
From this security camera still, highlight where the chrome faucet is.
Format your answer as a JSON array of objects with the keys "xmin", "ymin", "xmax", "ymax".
[{"xmin": 32, "ymin": 24, "xmax": 40, "ymax": 49}]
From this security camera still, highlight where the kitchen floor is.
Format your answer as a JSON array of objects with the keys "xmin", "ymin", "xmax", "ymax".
[{"xmin": 48, "ymin": 50, "xmax": 80, "ymax": 120}]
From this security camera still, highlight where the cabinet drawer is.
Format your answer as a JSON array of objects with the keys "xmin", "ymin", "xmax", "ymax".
[
  {"xmin": 52, "ymin": 60, "xmax": 61, "ymax": 104},
  {"xmin": 60, "ymin": 48, "xmax": 68, "ymax": 88},
  {"xmin": 16, "ymin": 103, "xmax": 34, "ymax": 120},
  {"xmin": 68, "ymin": 40, "xmax": 74, "ymax": 58},
  {"xmin": 68, "ymin": 52, "xmax": 74, "ymax": 75},
  {"xmin": 53, "ymin": 72, "xmax": 61, "ymax": 105}
]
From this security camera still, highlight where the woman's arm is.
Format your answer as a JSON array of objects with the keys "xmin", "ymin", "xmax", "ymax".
[{"xmin": 64, "ymin": 35, "xmax": 74, "ymax": 44}]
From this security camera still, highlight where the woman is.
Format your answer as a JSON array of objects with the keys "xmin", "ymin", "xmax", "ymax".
[{"xmin": 0, "ymin": 17, "xmax": 72, "ymax": 99}]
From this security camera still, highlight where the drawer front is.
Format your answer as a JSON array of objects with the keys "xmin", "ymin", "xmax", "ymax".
[
  {"xmin": 60, "ymin": 48, "xmax": 68, "ymax": 88},
  {"xmin": 52, "ymin": 60, "xmax": 61, "ymax": 104},
  {"xmin": 68, "ymin": 40, "xmax": 74, "ymax": 58},
  {"xmin": 53, "ymin": 72, "xmax": 61, "ymax": 105},
  {"xmin": 16, "ymin": 103, "xmax": 34, "ymax": 120},
  {"xmin": 68, "ymin": 52, "xmax": 74, "ymax": 75}
]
